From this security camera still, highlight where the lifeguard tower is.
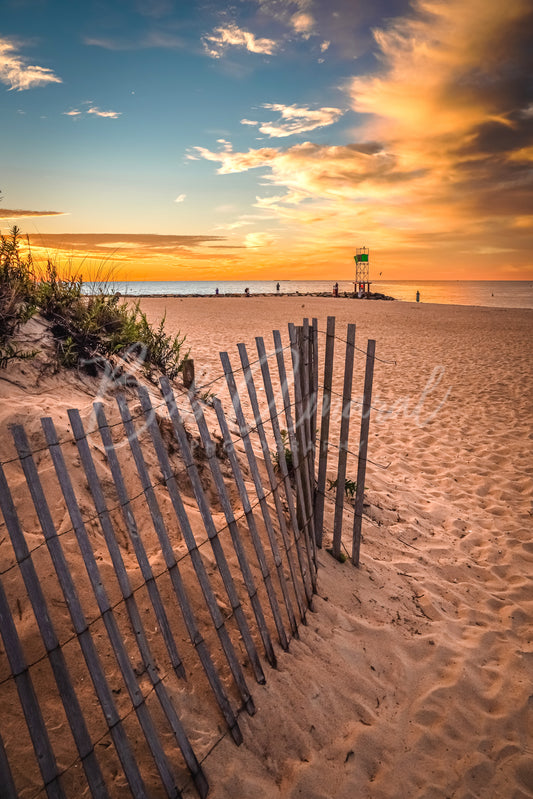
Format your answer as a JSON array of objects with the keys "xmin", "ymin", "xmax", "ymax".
[{"xmin": 354, "ymin": 247, "xmax": 371, "ymax": 297}]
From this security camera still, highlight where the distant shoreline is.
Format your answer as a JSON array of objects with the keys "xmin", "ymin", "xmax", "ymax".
[{"xmin": 116, "ymin": 290, "xmax": 396, "ymax": 300}]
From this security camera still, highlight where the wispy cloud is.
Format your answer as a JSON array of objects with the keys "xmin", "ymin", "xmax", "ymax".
[
  {"xmin": 244, "ymin": 103, "xmax": 344, "ymax": 137},
  {"xmin": 87, "ymin": 106, "xmax": 121, "ymax": 119},
  {"xmin": 27, "ymin": 233, "xmax": 226, "ymax": 257},
  {"xmin": 84, "ymin": 31, "xmax": 184, "ymax": 50},
  {"xmin": 0, "ymin": 36, "xmax": 62, "ymax": 91},
  {"xmin": 174, "ymin": 194, "xmax": 186, "ymax": 203},
  {"xmin": 244, "ymin": 231, "xmax": 277, "ymax": 247},
  {"xmin": 0, "ymin": 208, "xmax": 66, "ymax": 218},
  {"xmin": 202, "ymin": 24, "xmax": 277, "ymax": 58},
  {"xmin": 63, "ymin": 105, "xmax": 121, "ymax": 119}
]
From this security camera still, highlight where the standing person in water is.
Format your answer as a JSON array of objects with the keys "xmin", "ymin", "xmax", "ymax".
[
  {"xmin": 276, "ymin": 282, "xmax": 280, "ymax": 292},
  {"xmin": 416, "ymin": 290, "xmax": 420, "ymax": 303}
]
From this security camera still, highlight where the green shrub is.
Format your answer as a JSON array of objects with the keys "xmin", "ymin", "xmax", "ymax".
[
  {"xmin": 0, "ymin": 226, "xmax": 38, "ymax": 366},
  {"xmin": 0, "ymin": 224, "xmax": 190, "ymax": 378}
]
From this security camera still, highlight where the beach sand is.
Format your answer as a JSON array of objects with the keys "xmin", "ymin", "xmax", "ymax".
[{"xmin": 0, "ymin": 296, "xmax": 532, "ymax": 798}]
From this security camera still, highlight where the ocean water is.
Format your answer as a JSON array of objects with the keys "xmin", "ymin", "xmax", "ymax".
[{"xmin": 84, "ymin": 279, "xmax": 533, "ymax": 310}]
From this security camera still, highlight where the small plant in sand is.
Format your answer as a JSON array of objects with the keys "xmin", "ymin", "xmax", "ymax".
[
  {"xmin": 272, "ymin": 429, "xmax": 293, "ymax": 473},
  {"xmin": 327, "ymin": 477, "xmax": 358, "ymax": 498}
]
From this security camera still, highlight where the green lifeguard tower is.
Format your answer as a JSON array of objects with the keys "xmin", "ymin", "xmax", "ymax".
[{"xmin": 354, "ymin": 247, "xmax": 371, "ymax": 297}]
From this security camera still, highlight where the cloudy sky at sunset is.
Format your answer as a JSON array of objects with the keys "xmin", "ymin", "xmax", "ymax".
[{"xmin": 1, "ymin": 0, "xmax": 532, "ymax": 281}]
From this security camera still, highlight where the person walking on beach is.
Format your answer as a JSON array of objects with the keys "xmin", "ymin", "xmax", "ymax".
[{"xmin": 333, "ymin": 282, "xmax": 339, "ymax": 297}]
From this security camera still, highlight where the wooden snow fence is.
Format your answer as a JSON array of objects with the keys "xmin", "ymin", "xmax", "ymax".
[{"xmin": 0, "ymin": 317, "xmax": 376, "ymax": 798}]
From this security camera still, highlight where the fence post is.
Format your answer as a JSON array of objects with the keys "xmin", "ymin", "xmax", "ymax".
[
  {"xmin": 187, "ymin": 391, "xmax": 277, "ymax": 667},
  {"xmin": 0, "ymin": 733, "xmax": 17, "ymax": 799},
  {"xmin": 117, "ymin": 390, "xmax": 256, "ymax": 714},
  {"xmin": 66, "ymin": 409, "xmax": 184, "ymax": 798},
  {"xmin": 152, "ymin": 380, "xmax": 266, "ymax": 687},
  {"xmin": 114, "ymin": 393, "xmax": 244, "ymax": 746},
  {"xmin": 331, "ymin": 324, "xmax": 356, "ymax": 561},
  {"xmin": 9, "ymin": 427, "xmax": 110, "ymax": 799},
  {"xmin": 314, "ymin": 316, "xmax": 335, "ymax": 547},
  {"xmin": 272, "ymin": 329, "xmax": 317, "ymax": 593},
  {"xmin": 288, "ymin": 324, "xmax": 317, "ymax": 566},
  {"xmin": 255, "ymin": 336, "xmax": 314, "ymax": 607},
  {"xmin": 211, "ymin": 395, "xmax": 290, "ymax": 652},
  {"xmin": 220, "ymin": 350, "xmax": 299, "ymax": 639},
  {"xmin": 182, "ymin": 358, "xmax": 195, "ymax": 389},
  {"xmin": 0, "ymin": 462, "xmax": 65, "ymax": 799},
  {"xmin": 93, "ymin": 402, "xmax": 187, "ymax": 680},
  {"xmin": 236, "ymin": 342, "xmax": 307, "ymax": 625},
  {"xmin": 352, "ymin": 339, "xmax": 376, "ymax": 566},
  {"xmin": 41, "ymin": 417, "xmax": 150, "ymax": 798}
]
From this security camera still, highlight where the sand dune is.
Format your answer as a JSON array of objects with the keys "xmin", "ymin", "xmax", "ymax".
[{"xmin": 0, "ymin": 297, "xmax": 531, "ymax": 798}]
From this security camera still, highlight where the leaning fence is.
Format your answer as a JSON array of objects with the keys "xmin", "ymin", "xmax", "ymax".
[{"xmin": 0, "ymin": 316, "xmax": 376, "ymax": 798}]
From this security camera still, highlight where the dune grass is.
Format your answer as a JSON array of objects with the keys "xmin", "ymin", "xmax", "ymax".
[{"xmin": 0, "ymin": 225, "xmax": 189, "ymax": 378}]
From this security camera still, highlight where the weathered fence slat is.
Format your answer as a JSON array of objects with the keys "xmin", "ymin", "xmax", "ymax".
[
  {"xmin": 287, "ymin": 324, "xmax": 318, "ymax": 572},
  {"xmin": 187, "ymin": 391, "xmax": 277, "ymax": 668},
  {"xmin": 352, "ymin": 339, "xmax": 376, "ymax": 566},
  {"xmin": 0, "ymin": 475, "xmax": 65, "ymax": 799},
  {"xmin": 93, "ymin": 402, "xmax": 186, "ymax": 680},
  {"xmin": 220, "ymin": 350, "xmax": 298, "ymax": 639},
  {"xmin": 154, "ymin": 380, "xmax": 265, "ymax": 686},
  {"xmin": 255, "ymin": 336, "xmax": 314, "ymax": 607},
  {"xmin": 311, "ymin": 318, "xmax": 319, "ymax": 460},
  {"xmin": 236, "ymin": 342, "xmax": 307, "ymax": 626},
  {"xmin": 211, "ymin": 396, "xmax": 290, "ymax": 651},
  {"xmin": 0, "ymin": 731, "xmax": 17, "ymax": 799},
  {"xmin": 314, "ymin": 316, "xmax": 335, "ymax": 547},
  {"xmin": 41, "ymin": 417, "xmax": 150, "ymax": 798},
  {"xmin": 133, "ymin": 387, "xmax": 256, "ymax": 716},
  {"xmin": 273, "ymin": 329, "xmax": 317, "ymax": 594},
  {"xmin": 68, "ymin": 409, "xmax": 187, "ymax": 798},
  {"xmin": 299, "ymin": 320, "xmax": 314, "ymax": 495},
  {"xmin": 93, "ymin": 403, "xmax": 209, "ymax": 799},
  {"xmin": 48, "ymin": 413, "xmax": 180, "ymax": 798},
  {"xmin": 8, "ymin": 427, "xmax": 110, "ymax": 798},
  {"xmin": 114, "ymin": 393, "xmax": 244, "ymax": 746},
  {"xmin": 332, "ymin": 323, "xmax": 356, "ymax": 560}
]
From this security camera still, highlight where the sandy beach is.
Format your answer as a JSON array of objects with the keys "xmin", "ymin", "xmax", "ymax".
[{"xmin": 1, "ymin": 296, "xmax": 532, "ymax": 798}]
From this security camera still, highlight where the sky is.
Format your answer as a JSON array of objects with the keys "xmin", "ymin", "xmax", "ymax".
[{"xmin": 1, "ymin": 0, "xmax": 532, "ymax": 282}]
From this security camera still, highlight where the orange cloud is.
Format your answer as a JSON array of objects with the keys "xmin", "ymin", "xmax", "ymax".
[
  {"xmin": 193, "ymin": 0, "xmax": 533, "ymax": 279},
  {"xmin": 0, "ymin": 208, "xmax": 66, "ymax": 219}
]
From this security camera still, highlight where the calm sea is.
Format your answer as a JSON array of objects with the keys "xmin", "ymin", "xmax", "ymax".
[{"xmin": 85, "ymin": 279, "xmax": 533, "ymax": 310}]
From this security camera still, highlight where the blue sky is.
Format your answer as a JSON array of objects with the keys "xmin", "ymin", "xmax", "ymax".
[{"xmin": 1, "ymin": 0, "xmax": 532, "ymax": 280}]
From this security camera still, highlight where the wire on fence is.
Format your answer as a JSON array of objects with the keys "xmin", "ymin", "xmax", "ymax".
[{"xmin": 315, "ymin": 327, "xmax": 397, "ymax": 365}]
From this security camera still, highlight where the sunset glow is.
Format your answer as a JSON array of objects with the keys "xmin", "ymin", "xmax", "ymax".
[{"xmin": 1, "ymin": 0, "xmax": 532, "ymax": 281}]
